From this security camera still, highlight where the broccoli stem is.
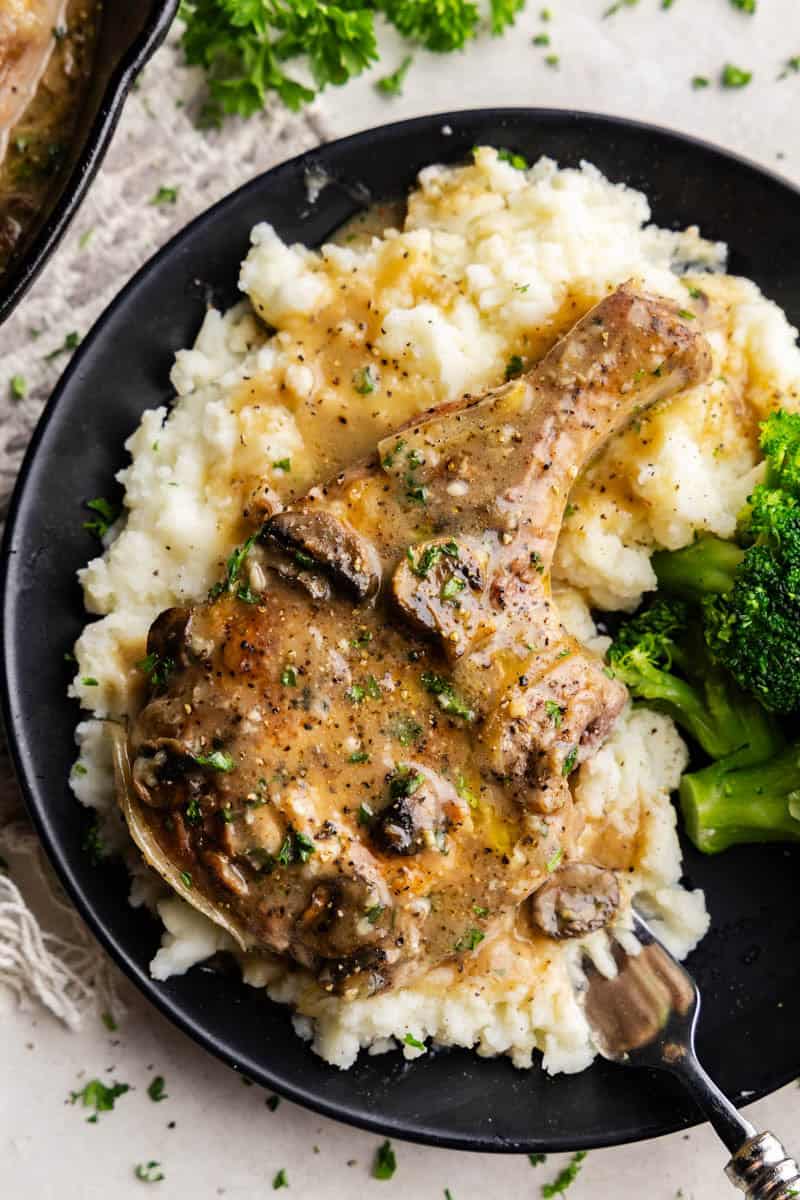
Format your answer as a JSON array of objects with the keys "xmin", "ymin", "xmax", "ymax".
[
  {"xmin": 680, "ymin": 742, "xmax": 800, "ymax": 854},
  {"xmin": 652, "ymin": 535, "xmax": 744, "ymax": 600}
]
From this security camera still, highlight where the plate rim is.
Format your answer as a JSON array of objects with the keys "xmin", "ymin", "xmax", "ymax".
[{"xmin": 3, "ymin": 106, "xmax": 800, "ymax": 1154}]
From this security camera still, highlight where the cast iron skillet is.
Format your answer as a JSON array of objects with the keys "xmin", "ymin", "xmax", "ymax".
[
  {"xmin": 0, "ymin": 0, "xmax": 178, "ymax": 326},
  {"xmin": 2, "ymin": 110, "xmax": 800, "ymax": 1154}
]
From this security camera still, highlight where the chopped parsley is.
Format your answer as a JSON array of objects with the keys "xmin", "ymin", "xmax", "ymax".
[
  {"xmin": 544, "ymin": 700, "xmax": 563, "ymax": 728},
  {"xmin": 391, "ymin": 715, "xmax": 423, "ymax": 747},
  {"xmin": 456, "ymin": 772, "xmax": 478, "ymax": 808},
  {"xmin": 692, "ymin": 75, "xmax": 710, "ymax": 89},
  {"xmin": 82, "ymin": 676, "xmax": 98, "ymax": 687},
  {"xmin": 347, "ymin": 684, "xmax": 366, "ymax": 704},
  {"xmin": 490, "ymin": 0, "xmax": 525, "ymax": 35},
  {"xmin": 101, "ymin": 1011, "xmax": 117, "ymax": 1032},
  {"xmin": 275, "ymin": 827, "xmax": 317, "ymax": 866},
  {"xmin": 561, "ymin": 746, "xmax": 578, "ymax": 776},
  {"xmin": 365, "ymin": 674, "xmax": 382, "ymax": 699},
  {"xmin": 273, "ymin": 457, "xmax": 291, "ymax": 471},
  {"xmin": 83, "ymin": 496, "xmax": 119, "ymax": 539},
  {"xmin": 544, "ymin": 53, "xmax": 559, "ymax": 67},
  {"xmin": 147, "ymin": 1075, "xmax": 167, "ymax": 1102},
  {"xmin": 44, "ymin": 330, "xmax": 81, "ymax": 360},
  {"xmin": 546, "ymin": 847, "xmax": 563, "ymax": 873},
  {"xmin": 677, "ymin": 308, "xmax": 696, "ymax": 320},
  {"xmin": 376, "ymin": 54, "xmax": 413, "ymax": 95},
  {"xmin": 150, "ymin": 186, "xmax": 179, "ymax": 205},
  {"xmin": 682, "ymin": 281, "xmax": 704, "ymax": 300},
  {"xmin": 529, "ymin": 1152, "xmax": 547, "ymax": 1166},
  {"xmin": 193, "ymin": 749, "xmax": 235, "ymax": 772},
  {"xmin": 542, "ymin": 1151, "xmax": 587, "ymax": 1197},
  {"xmin": 82, "ymin": 819, "xmax": 106, "ymax": 865},
  {"xmin": 454, "ymin": 927, "xmax": 485, "ymax": 952},
  {"xmin": 408, "ymin": 539, "xmax": 458, "ymax": 577},
  {"xmin": 721, "ymin": 63, "xmax": 752, "ymax": 88},
  {"xmin": 532, "ymin": 33, "xmax": 550, "ymax": 45},
  {"xmin": 497, "ymin": 147, "xmax": 528, "ymax": 170},
  {"xmin": 209, "ymin": 531, "xmax": 258, "ymax": 600},
  {"xmin": 353, "ymin": 364, "xmax": 378, "ymax": 394},
  {"xmin": 10, "ymin": 374, "xmax": 26, "ymax": 399},
  {"xmin": 366, "ymin": 904, "xmax": 384, "ymax": 924},
  {"xmin": 779, "ymin": 56, "xmax": 800, "ymax": 79},
  {"xmin": 420, "ymin": 671, "xmax": 475, "ymax": 721},
  {"xmin": 73, "ymin": 762, "xmax": 87, "ymax": 776},
  {"xmin": 349, "ymin": 750, "xmax": 370, "ymax": 763},
  {"xmin": 441, "ymin": 575, "xmax": 466, "ymax": 602},
  {"xmin": 472, "ymin": 903, "xmax": 489, "ymax": 917},
  {"xmin": 372, "ymin": 1139, "xmax": 397, "ymax": 1181},
  {"xmin": 280, "ymin": 665, "xmax": 298, "ymax": 687},
  {"xmin": 70, "ymin": 1078, "xmax": 129, "ymax": 1122},
  {"xmin": 180, "ymin": 871, "xmax": 193, "ymax": 888},
  {"xmin": 134, "ymin": 1161, "xmax": 165, "ymax": 1183},
  {"xmin": 729, "ymin": 0, "xmax": 756, "ymax": 11},
  {"xmin": 351, "ymin": 628, "xmax": 373, "ymax": 647},
  {"xmin": 505, "ymin": 354, "xmax": 525, "ymax": 380},
  {"xmin": 272, "ymin": 1168, "xmax": 288, "ymax": 1189},
  {"xmin": 358, "ymin": 801, "xmax": 374, "ymax": 825},
  {"xmin": 185, "ymin": 797, "xmax": 202, "ymax": 825},
  {"xmin": 603, "ymin": 0, "xmax": 638, "ymax": 15},
  {"xmin": 403, "ymin": 1032, "xmax": 426, "ymax": 1051},
  {"xmin": 136, "ymin": 651, "xmax": 174, "ymax": 689},
  {"xmin": 381, "ymin": 437, "xmax": 406, "ymax": 468},
  {"xmin": 389, "ymin": 766, "xmax": 423, "ymax": 800}
]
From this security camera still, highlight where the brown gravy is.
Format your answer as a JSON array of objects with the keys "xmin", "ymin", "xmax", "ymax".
[{"xmin": 0, "ymin": 0, "xmax": 101, "ymax": 272}]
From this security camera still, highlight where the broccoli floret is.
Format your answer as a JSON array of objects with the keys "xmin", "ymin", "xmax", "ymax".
[
  {"xmin": 652, "ymin": 409, "xmax": 800, "ymax": 715},
  {"xmin": 606, "ymin": 597, "xmax": 781, "ymax": 764},
  {"xmin": 759, "ymin": 408, "xmax": 800, "ymax": 493},
  {"xmin": 680, "ymin": 741, "xmax": 800, "ymax": 854}
]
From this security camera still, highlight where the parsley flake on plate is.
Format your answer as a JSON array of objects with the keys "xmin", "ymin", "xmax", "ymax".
[
  {"xmin": 721, "ymin": 63, "xmax": 752, "ymax": 88},
  {"xmin": 147, "ymin": 1075, "xmax": 167, "ymax": 1102},
  {"xmin": 150, "ymin": 186, "xmax": 179, "ymax": 205},
  {"xmin": 273, "ymin": 1168, "xmax": 289, "ymax": 1189},
  {"xmin": 134, "ymin": 1161, "xmax": 165, "ymax": 1183}
]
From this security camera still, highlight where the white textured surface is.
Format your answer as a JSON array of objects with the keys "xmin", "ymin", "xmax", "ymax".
[{"xmin": 2, "ymin": 2, "xmax": 800, "ymax": 1197}]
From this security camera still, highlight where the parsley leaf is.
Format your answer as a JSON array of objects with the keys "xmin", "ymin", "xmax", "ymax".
[
  {"xmin": 272, "ymin": 1168, "xmax": 289, "ymax": 1189},
  {"xmin": 721, "ymin": 63, "xmax": 752, "ymax": 88},
  {"xmin": 373, "ymin": 1139, "xmax": 397, "ymax": 1180},
  {"xmin": 10, "ymin": 374, "xmax": 26, "ymax": 399},
  {"xmin": 134, "ymin": 1161, "xmax": 165, "ymax": 1183},
  {"xmin": 70, "ymin": 1078, "xmax": 129, "ymax": 1122},
  {"xmin": 505, "ymin": 353, "xmax": 524, "ymax": 380},
  {"xmin": 489, "ymin": 0, "xmax": 525, "ymax": 35},
  {"xmin": 454, "ymin": 927, "xmax": 484, "ymax": 952},
  {"xmin": 147, "ymin": 1075, "xmax": 167, "ymax": 1102},
  {"xmin": 192, "ymin": 749, "xmax": 235, "ymax": 772},
  {"xmin": 180, "ymin": 0, "xmax": 377, "ymax": 122},
  {"xmin": 420, "ymin": 671, "xmax": 475, "ymax": 721},
  {"xmin": 83, "ymin": 496, "xmax": 119, "ymax": 539},
  {"xmin": 404, "ymin": 1032, "xmax": 426, "ymax": 1051},
  {"xmin": 730, "ymin": 0, "xmax": 755, "ymax": 11},
  {"xmin": 44, "ymin": 330, "xmax": 81, "ymax": 360},
  {"xmin": 150, "ymin": 186, "xmax": 179, "ymax": 205},
  {"xmin": 376, "ymin": 54, "xmax": 413, "ymax": 95},
  {"xmin": 542, "ymin": 1151, "xmax": 587, "ymax": 1197},
  {"xmin": 381, "ymin": 0, "xmax": 479, "ymax": 53}
]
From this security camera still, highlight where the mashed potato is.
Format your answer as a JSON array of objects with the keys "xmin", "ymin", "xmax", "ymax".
[{"xmin": 69, "ymin": 149, "xmax": 800, "ymax": 1073}]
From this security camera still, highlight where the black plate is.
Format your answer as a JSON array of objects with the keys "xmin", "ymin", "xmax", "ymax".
[
  {"xmin": 0, "ymin": 0, "xmax": 178, "ymax": 326},
  {"xmin": 3, "ymin": 110, "xmax": 800, "ymax": 1154}
]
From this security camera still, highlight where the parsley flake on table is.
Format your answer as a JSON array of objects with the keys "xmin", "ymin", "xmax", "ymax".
[
  {"xmin": 273, "ymin": 1168, "xmax": 289, "ymax": 1189},
  {"xmin": 529, "ymin": 1152, "xmax": 547, "ymax": 1166},
  {"xmin": 541, "ymin": 1150, "xmax": 587, "ymax": 1197},
  {"xmin": 10, "ymin": 374, "xmax": 26, "ymax": 398},
  {"xmin": 44, "ymin": 330, "xmax": 81, "ymax": 360},
  {"xmin": 101, "ymin": 1011, "xmax": 117, "ymax": 1032},
  {"xmin": 603, "ymin": 0, "xmax": 638, "ymax": 16},
  {"xmin": 490, "ymin": 0, "xmax": 525, "ymax": 36},
  {"xmin": 69, "ymin": 1078, "xmax": 130, "ymax": 1122},
  {"xmin": 721, "ymin": 63, "xmax": 752, "ymax": 88},
  {"xmin": 729, "ymin": 0, "xmax": 755, "ymax": 11},
  {"xmin": 150, "ymin": 186, "xmax": 179, "ymax": 205},
  {"xmin": 372, "ymin": 1139, "xmax": 397, "ymax": 1180},
  {"xmin": 147, "ymin": 1075, "xmax": 168, "ymax": 1102},
  {"xmin": 692, "ymin": 75, "xmax": 710, "ymax": 89},
  {"xmin": 376, "ymin": 54, "xmax": 413, "ymax": 95},
  {"xmin": 134, "ymin": 1161, "xmax": 165, "ymax": 1183}
]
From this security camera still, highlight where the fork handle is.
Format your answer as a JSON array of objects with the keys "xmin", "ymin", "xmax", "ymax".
[{"xmin": 725, "ymin": 1133, "xmax": 800, "ymax": 1200}]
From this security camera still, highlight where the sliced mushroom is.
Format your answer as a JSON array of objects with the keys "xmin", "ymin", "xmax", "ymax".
[
  {"xmin": 391, "ymin": 538, "xmax": 490, "ymax": 657},
  {"xmin": 530, "ymin": 862, "xmax": 620, "ymax": 939},
  {"xmin": 264, "ymin": 509, "xmax": 381, "ymax": 600}
]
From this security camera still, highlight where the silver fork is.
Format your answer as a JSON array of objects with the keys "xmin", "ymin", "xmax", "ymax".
[{"xmin": 579, "ymin": 910, "xmax": 800, "ymax": 1198}]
